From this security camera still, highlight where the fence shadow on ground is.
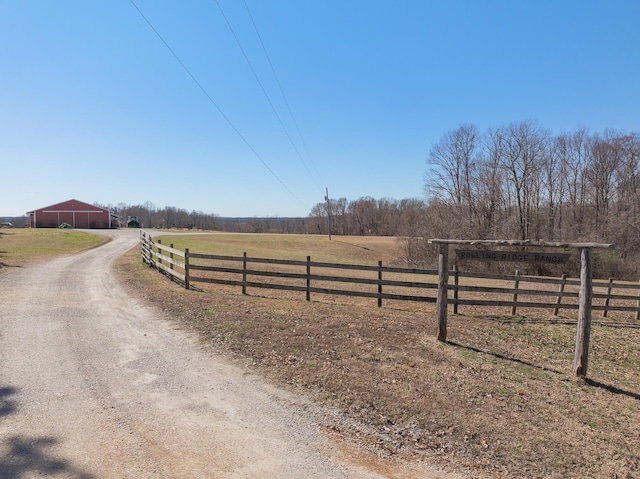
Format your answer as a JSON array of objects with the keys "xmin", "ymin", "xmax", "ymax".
[
  {"xmin": 446, "ymin": 341, "xmax": 564, "ymax": 375},
  {"xmin": 445, "ymin": 343, "xmax": 640, "ymax": 402},
  {"xmin": 0, "ymin": 250, "xmax": 22, "ymax": 270},
  {"xmin": 476, "ymin": 314, "xmax": 640, "ymax": 330},
  {"xmin": 468, "ymin": 314, "xmax": 578, "ymax": 326},
  {"xmin": 584, "ymin": 378, "xmax": 640, "ymax": 402},
  {"xmin": 0, "ymin": 386, "xmax": 96, "ymax": 479},
  {"xmin": 0, "ymin": 263, "xmax": 22, "ymax": 269}
]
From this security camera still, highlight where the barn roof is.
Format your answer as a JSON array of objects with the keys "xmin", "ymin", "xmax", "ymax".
[{"xmin": 28, "ymin": 199, "xmax": 111, "ymax": 213}]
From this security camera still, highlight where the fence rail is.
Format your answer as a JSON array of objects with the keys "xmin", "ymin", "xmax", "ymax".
[
  {"xmin": 141, "ymin": 232, "xmax": 187, "ymax": 283},
  {"xmin": 140, "ymin": 232, "xmax": 640, "ymax": 319}
]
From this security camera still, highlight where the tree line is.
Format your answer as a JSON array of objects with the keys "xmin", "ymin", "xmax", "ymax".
[
  {"xmin": 419, "ymin": 121, "xmax": 640, "ymax": 278},
  {"xmin": 425, "ymin": 122, "xmax": 640, "ymax": 243},
  {"xmin": 104, "ymin": 202, "xmax": 221, "ymax": 231},
  {"xmin": 104, "ymin": 197, "xmax": 429, "ymax": 237},
  {"xmin": 306, "ymin": 197, "xmax": 427, "ymax": 237}
]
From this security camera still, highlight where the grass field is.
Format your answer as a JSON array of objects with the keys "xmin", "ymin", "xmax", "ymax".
[
  {"xmin": 0, "ymin": 228, "xmax": 107, "ymax": 271},
  {"xmin": 117, "ymin": 232, "xmax": 640, "ymax": 478},
  {"xmin": 150, "ymin": 232, "xmax": 405, "ymax": 265}
]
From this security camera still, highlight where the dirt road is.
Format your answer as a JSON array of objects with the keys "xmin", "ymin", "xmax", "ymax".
[{"xmin": 0, "ymin": 229, "xmax": 458, "ymax": 479}]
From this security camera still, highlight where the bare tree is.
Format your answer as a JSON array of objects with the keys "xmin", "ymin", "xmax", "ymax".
[
  {"xmin": 425, "ymin": 124, "xmax": 480, "ymax": 232},
  {"xmin": 494, "ymin": 121, "xmax": 549, "ymax": 240},
  {"xmin": 332, "ymin": 197, "xmax": 349, "ymax": 235},
  {"xmin": 478, "ymin": 129, "xmax": 508, "ymax": 238},
  {"xmin": 612, "ymin": 132, "xmax": 640, "ymax": 222},
  {"xmin": 396, "ymin": 198, "xmax": 427, "ymax": 236},
  {"xmin": 556, "ymin": 128, "xmax": 590, "ymax": 238},
  {"xmin": 348, "ymin": 197, "xmax": 378, "ymax": 235},
  {"xmin": 585, "ymin": 131, "xmax": 622, "ymax": 239}
]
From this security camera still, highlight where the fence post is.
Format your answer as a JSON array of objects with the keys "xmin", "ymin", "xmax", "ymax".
[
  {"xmin": 148, "ymin": 234, "xmax": 153, "ymax": 262},
  {"xmin": 453, "ymin": 264, "xmax": 459, "ymax": 315},
  {"xmin": 170, "ymin": 244, "xmax": 174, "ymax": 272},
  {"xmin": 511, "ymin": 270, "xmax": 521, "ymax": 316},
  {"xmin": 436, "ymin": 243, "xmax": 449, "ymax": 342},
  {"xmin": 140, "ymin": 231, "xmax": 145, "ymax": 263},
  {"xmin": 242, "ymin": 252, "xmax": 247, "ymax": 295},
  {"xmin": 574, "ymin": 248, "xmax": 593, "ymax": 377},
  {"xmin": 378, "ymin": 261, "xmax": 383, "ymax": 308},
  {"xmin": 157, "ymin": 239, "xmax": 162, "ymax": 270},
  {"xmin": 184, "ymin": 248, "xmax": 190, "ymax": 290},
  {"xmin": 554, "ymin": 273, "xmax": 567, "ymax": 316},
  {"xmin": 603, "ymin": 277, "xmax": 614, "ymax": 318},
  {"xmin": 141, "ymin": 232, "xmax": 148, "ymax": 264},
  {"xmin": 306, "ymin": 256, "xmax": 311, "ymax": 301}
]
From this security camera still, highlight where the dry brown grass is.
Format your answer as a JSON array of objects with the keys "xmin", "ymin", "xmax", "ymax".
[{"xmin": 115, "ymin": 234, "xmax": 640, "ymax": 479}]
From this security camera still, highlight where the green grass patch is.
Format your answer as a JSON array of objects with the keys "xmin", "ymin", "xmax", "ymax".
[{"xmin": 0, "ymin": 228, "xmax": 107, "ymax": 269}]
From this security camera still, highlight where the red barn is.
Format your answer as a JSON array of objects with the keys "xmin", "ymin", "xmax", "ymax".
[{"xmin": 28, "ymin": 199, "xmax": 113, "ymax": 229}]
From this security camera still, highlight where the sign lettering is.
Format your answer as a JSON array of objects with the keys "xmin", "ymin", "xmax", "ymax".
[{"xmin": 455, "ymin": 249, "xmax": 570, "ymax": 264}]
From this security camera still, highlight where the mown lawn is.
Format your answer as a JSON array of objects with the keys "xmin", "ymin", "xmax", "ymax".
[{"xmin": 0, "ymin": 228, "xmax": 107, "ymax": 271}]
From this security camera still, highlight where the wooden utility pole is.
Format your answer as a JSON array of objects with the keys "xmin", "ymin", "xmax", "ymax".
[{"xmin": 325, "ymin": 187, "xmax": 332, "ymax": 240}]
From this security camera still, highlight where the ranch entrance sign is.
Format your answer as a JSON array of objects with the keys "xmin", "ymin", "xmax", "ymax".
[
  {"xmin": 429, "ymin": 239, "xmax": 613, "ymax": 377},
  {"xmin": 455, "ymin": 249, "xmax": 571, "ymax": 264}
]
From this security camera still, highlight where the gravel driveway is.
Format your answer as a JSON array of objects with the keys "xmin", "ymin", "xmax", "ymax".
[{"xmin": 0, "ymin": 229, "xmax": 457, "ymax": 479}]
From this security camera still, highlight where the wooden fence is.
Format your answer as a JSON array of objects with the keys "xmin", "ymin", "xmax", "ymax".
[
  {"xmin": 449, "ymin": 267, "xmax": 640, "ymax": 319},
  {"xmin": 140, "ymin": 232, "xmax": 640, "ymax": 319},
  {"xmin": 140, "ymin": 231, "xmax": 438, "ymax": 305}
]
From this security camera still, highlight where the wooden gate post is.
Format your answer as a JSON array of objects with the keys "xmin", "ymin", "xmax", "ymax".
[
  {"xmin": 511, "ymin": 269, "xmax": 521, "ymax": 316},
  {"xmin": 574, "ymin": 247, "xmax": 593, "ymax": 377},
  {"xmin": 242, "ymin": 252, "xmax": 247, "ymax": 295},
  {"xmin": 377, "ymin": 261, "xmax": 383, "ymax": 308},
  {"xmin": 437, "ymin": 243, "xmax": 449, "ymax": 342},
  {"xmin": 452, "ymin": 264, "xmax": 459, "ymax": 315},
  {"xmin": 306, "ymin": 256, "xmax": 311, "ymax": 302},
  {"xmin": 184, "ymin": 248, "xmax": 190, "ymax": 290}
]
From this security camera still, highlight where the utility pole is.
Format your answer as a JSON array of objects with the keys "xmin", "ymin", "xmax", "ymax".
[{"xmin": 325, "ymin": 187, "xmax": 332, "ymax": 240}]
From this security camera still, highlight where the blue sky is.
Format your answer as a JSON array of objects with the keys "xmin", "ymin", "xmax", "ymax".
[{"xmin": 1, "ymin": 1, "xmax": 639, "ymax": 218}]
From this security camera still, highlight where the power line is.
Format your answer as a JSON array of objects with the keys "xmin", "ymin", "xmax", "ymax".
[
  {"xmin": 128, "ymin": 0, "xmax": 307, "ymax": 208},
  {"xmin": 242, "ymin": 0, "xmax": 324, "ymax": 190},
  {"xmin": 214, "ymin": 0, "xmax": 323, "ymax": 193}
]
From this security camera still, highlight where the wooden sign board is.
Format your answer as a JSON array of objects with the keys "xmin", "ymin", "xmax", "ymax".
[{"xmin": 455, "ymin": 249, "xmax": 571, "ymax": 264}]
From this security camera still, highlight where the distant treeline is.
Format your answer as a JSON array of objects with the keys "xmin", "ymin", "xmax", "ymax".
[
  {"xmin": 103, "ymin": 121, "xmax": 640, "ymax": 278},
  {"xmin": 103, "ymin": 199, "xmax": 425, "ymax": 236},
  {"xmin": 104, "ymin": 202, "xmax": 221, "ymax": 231}
]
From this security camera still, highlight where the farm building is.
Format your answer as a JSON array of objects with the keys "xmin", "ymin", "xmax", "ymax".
[{"xmin": 28, "ymin": 199, "xmax": 114, "ymax": 229}]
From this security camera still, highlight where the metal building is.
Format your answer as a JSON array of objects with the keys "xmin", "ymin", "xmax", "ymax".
[{"xmin": 28, "ymin": 199, "xmax": 113, "ymax": 228}]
